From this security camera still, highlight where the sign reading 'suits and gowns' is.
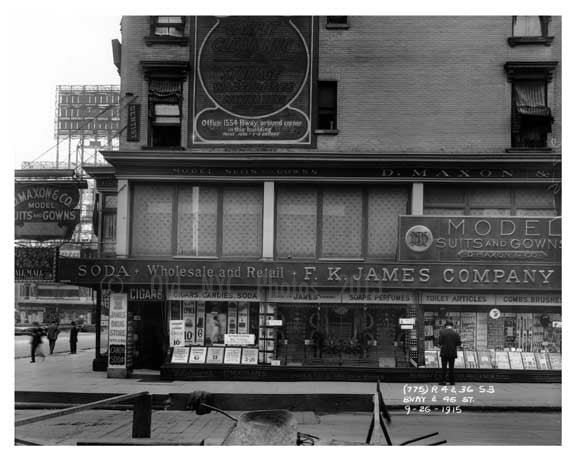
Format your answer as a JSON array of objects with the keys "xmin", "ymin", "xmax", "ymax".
[
  {"xmin": 15, "ymin": 183, "xmax": 82, "ymax": 240},
  {"xmin": 191, "ymin": 16, "xmax": 315, "ymax": 146},
  {"xmin": 399, "ymin": 216, "xmax": 561, "ymax": 263},
  {"xmin": 108, "ymin": 293, "xmax": 131, "ymax": 378}
]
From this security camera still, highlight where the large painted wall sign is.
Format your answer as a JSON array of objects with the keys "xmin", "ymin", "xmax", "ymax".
[{"xmin": 191, "ymin": 16, "xmax": 315, "ymax": 145}]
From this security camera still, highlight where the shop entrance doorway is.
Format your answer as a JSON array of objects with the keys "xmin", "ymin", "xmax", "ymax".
[{"xmin": 132, "ymin": 301, "xmax": 165, "ymax": 370}]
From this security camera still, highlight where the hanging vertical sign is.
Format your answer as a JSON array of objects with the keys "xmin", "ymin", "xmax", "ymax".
[
  {"xmin": 191, "ymin": 16, "xmax": 316, "ymax": 146},
  {"xmin": 126, "ymin": 104, "xmax": 141, "ymax": 142},
  {"xmin": 107, "ymin": 293, "xmax": 130, "ymax": 377}
]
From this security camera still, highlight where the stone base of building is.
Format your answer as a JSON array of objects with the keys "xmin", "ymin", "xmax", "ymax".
[{"xmin": 160, "ymin": 364, "xmax": 561, "ymax": 383}]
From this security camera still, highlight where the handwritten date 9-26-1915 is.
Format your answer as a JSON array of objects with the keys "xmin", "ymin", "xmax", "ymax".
[{"xmin": 405, "ymin": 405, "xmax": 462, "ymax": 415}]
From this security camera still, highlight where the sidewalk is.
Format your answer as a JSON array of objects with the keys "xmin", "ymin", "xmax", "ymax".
[{"xmin": 14, "ymin": 349, "xmax": 561, "ymax": 410}]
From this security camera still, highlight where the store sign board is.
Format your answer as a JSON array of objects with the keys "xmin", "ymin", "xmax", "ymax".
[
  {"xmin": 58, "ymin": 259, "xmax": 562, "ymax": 291},
  {"xmin": 191, "ymin": 16, "xmax": 315, "ymax": 146},
  {"xmin": 126, "ymin": 104, "xmax": 140, "ymax": 142},
  {"xmin": 15, "ymin": 247, "xmax": 58, "ymax": 282},
  {"xmin": 224, "ymin": 333, "xmax": 255, "ymax": 346},
  {"xmin": 341, "ymin": 290, "xmax": 416, "ymax": 304},
  {"xmin": 128, "ymin": 287, "xmax": 164, "ymax": 301},
  {"xmin": 108, "ymin": 293, "xmax": 128, "ymax": 368},
  {"xmin": 399, "ymin": 216, "xmax": 561, "ymax": 263},
  {"xmin": 421, "ymin": 292, "xmax": 495, "ymax": 305},
  {"xmin": 167, "ymin": 287, "xmax": 262, "ymax": 302},
  {"xmin": 15, "ymin": 182, "xmax": 81, "ymax": 240},
  {"xmin": 495, "ymin": 294, "xmax": 561, "ymax": 306}
]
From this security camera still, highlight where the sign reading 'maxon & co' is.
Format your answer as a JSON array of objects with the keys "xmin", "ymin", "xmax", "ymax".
[{"xmin": 399, "ymin": 216, "xmax": 561, "ymax": 263}]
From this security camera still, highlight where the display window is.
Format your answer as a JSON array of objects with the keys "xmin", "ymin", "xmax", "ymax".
[
  {"xmin": 275, "ymin": 304, "xmax": 409, "ymax": 367},
  {"xmin": 423, "ymin": 306, "xmax": 561, "ymax": 369}
]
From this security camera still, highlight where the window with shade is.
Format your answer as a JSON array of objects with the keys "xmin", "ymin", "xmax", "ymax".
[
  {"xmin": 316, "ymin": 81, "xmax": 338, "ymax": 132},
  {"xmin": 131, "ymin": 184, "xmax": 262, "ymax": 258},
  {"xmin": 101, "ymin": 194, "xmax": 117, "ymax": 255},
  {"xmin": 424, "ymin": 185, "xmax": 560, "ymax": 217},
  {"xmin": 146, "ymin": 17, "xmax": 188, "ymax": 46},
  {"xmin": 505, "ymin": 61, "xmax": 557, "ymax": 151},
  {"xmin": 276, "ymin": 185, "xmax": 409, "ymax": 260},
  {"xmin": 148, "ymin": 78, "xmax": 183, "ymax": 147}
]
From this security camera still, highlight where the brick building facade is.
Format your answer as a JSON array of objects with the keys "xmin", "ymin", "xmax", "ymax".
[{"xmin": 60, "ymin": 16, "xmax": 561, "ymax": 381}]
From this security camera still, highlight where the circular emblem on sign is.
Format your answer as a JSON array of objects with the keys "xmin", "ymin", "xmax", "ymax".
[
  {"xmin": 405, "ymin": 225, "xmax": 434, "ymax": 252},
  {"xmin": 489, "ymin": 308, "xmax": 501, "ymax": 320}
]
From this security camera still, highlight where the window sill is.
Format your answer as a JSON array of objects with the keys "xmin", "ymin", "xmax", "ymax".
[
  {"xmin": 506, "ymin": 147, "xmax": 553, "ymax": 153},
  {"xmin": 144, "ymin": 36, "xmax": 188, "ymax": 46},
  {"xmin": 314, "ymin": 129, "xmax": 339, "ymax": 135},
  {"xmin": 326, "ymin": 23, "xmax": 349, "ymax": 30},
  {"xmin": 507, "ymin": 36, "xmax": 554, "ymax": 47}
]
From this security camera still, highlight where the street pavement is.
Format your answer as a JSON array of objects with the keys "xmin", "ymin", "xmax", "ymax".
[{"xmin": 13, "ymin": 347, "xmax": 563, "ymax": 445}]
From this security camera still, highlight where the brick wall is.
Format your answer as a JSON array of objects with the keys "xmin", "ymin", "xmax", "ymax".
[{"xmin": 119, "ymin": 15, "xmax": 561, "ymax": 154}]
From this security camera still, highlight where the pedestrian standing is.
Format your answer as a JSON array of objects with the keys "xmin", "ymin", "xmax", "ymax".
[
  {"xmin": 29, "ymin": 321, "xmax": 46, "ymax": 363},
  {"xmin": 438, "ymin": 319, "xmax": 462, "ymax": 386},
  {"xmin": 46, "ymin": 321, "xmax": 61, "ymax": 354},
  {"xmin": 69, "ymin": 321, "xmax": 79, "ymax": 354}
]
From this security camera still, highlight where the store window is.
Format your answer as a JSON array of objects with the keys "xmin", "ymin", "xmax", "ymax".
[
  {"xmin": 424, "ymin": 185, "xmax": 559, "ymax": 217},
  {"xmin": 276, "ymin": 185, "xmax": 409, "ymax": 260},
  {"xmin": 131, "ymin": 184, "xmax": 263, "ymax": 258}
]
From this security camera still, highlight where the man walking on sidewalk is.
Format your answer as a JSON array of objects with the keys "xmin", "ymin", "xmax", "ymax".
[
  {"xmin": 46, "ymin": 321, "xmax": 61, "ymax": 354},
  {"xmin": 29, "ymin": 322, "xmax": 46, "ymax": 363},
  {"xmin": 438, "ymin": 320, "xmax": 461, "ymax": 386}
]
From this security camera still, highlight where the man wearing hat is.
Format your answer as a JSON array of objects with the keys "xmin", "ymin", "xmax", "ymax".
[{"xmin": 438, "ymin": 320, "xmax": 461, "ymax": 386}]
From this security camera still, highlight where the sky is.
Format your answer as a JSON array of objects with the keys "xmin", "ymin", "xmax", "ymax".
[{"xmin": 10, "ymin": 15, "xmax": 122, "ymax": 169}]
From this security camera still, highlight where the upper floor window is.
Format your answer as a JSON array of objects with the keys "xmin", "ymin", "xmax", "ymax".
[
  {"xmin": 509, "ymin": 16, "xmax": 553, "ymax": 46},
  {"xmin": 149, "ymin": 78, "xmax": 183, "ymax": 147},
  {"xmin": 424, "ymin": 185, "xmax": 560, "ymax": 217},
  {"xmin": 316, "ymin": 81, "xmax": 338, "ymax": 133},
  {"xmin": 276, "ymin": 185, "xmax": 409, "ymax": 260},
  {"xmin": 326, "ymin": 16, "xmax": 349, "ymax": 29},
  {"xmin": 153, "ymin": 16, "xmax": 184, "ymax": 37},
  {"xmin": 146, "ymin": 16, "xmax": 187, "ymax": 46},
  {"xmin": 504, "ymin": 61, "xmax": 557, "ymax": 151},
  {"xmin": 131, "ymin": 184, "xmax": 262, "ymax": 258}
]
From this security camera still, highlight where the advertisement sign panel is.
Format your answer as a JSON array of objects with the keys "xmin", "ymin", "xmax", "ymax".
[
  {"xmin": 169, "ymin": 320, "xmax": 186, "ymax": 347},
  {"xmin": 225, "ymin": 334, "xmax": 255, "ymax": 346},
  {"xmin": 191, "ymin": 16, "xmax": 316, "ymax": 146},
  {"xmin": 15, "ymin": 182, "xmax": 82, "ymax": 240},
  {"xmin": 183, "ymin": 302, "xmax": 196, "ymax": 346},
  {"xmin": 15, "ymin": 247, "xmax": 58, "ymax": 282},
  {"xmin": 189, "ymin": 347, "xmax": 207, "ymax": 364},
  {"xmin": 171, "ymin": 347, "xmax": 190, "ymax": 363},
  {"xmin": 206, "ymin": 346, "xmax": 225, "ymax": 364},
  {"xmin": 224, "ymin": 347, "xmax": 242, "ymax": 364},
  {"xmin": 241, "ymin": 348, "xmax": 259, "ymax": 365},
  {"xmin": 399, "ymin": 216, "xmax": 561, "ymax": 263},
  {"xmin": 108, "ymin": 293, "xmax": 128, "ymax": 368}
]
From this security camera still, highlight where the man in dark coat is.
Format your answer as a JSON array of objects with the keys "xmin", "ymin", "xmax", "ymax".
[
  {"xmin": 438, "ymin": 320, "xmax": 462, "ymax": 385},
  {"xmin": 69, "ymin": 321, "xmax": 79, "ymax": 354},
  {"xmin": 29, "ymin": 322, "xmax": 46, "ymax": 363},
  {"xmin": 46, "ymin": 321, "xmax": 61, "ymax": 354}
]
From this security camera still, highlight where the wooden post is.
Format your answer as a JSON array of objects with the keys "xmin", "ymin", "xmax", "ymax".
[{"xmin": 132, "ymin": 394, "xmax": 152, "ymax": 438}]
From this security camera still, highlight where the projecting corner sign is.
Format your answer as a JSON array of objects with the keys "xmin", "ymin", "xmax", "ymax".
[{"xmin": 15, "ymin": 183, "xmax": 81, "ymax": 240}]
